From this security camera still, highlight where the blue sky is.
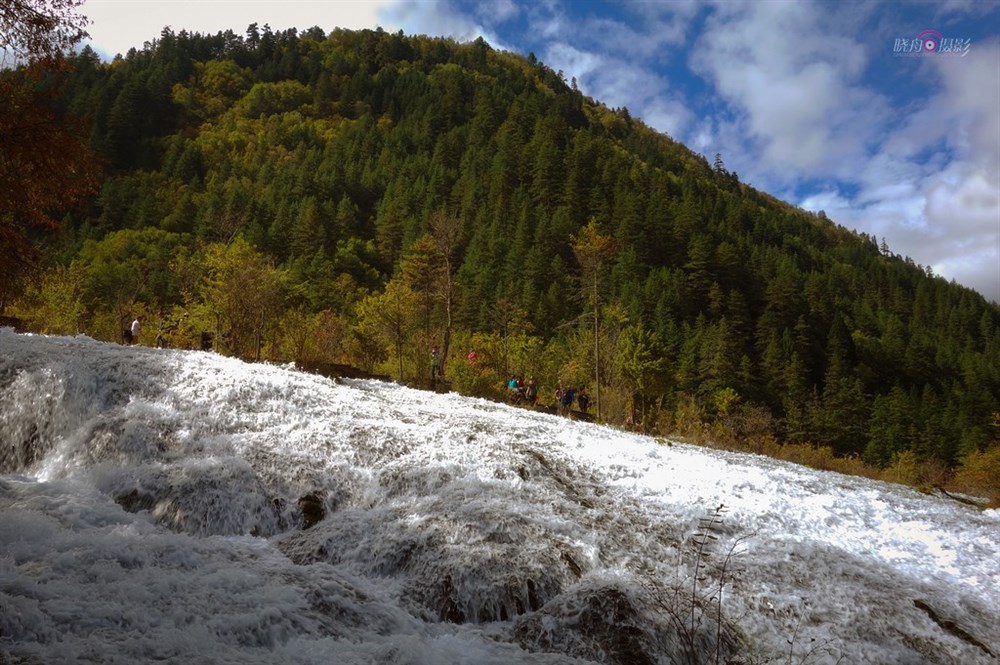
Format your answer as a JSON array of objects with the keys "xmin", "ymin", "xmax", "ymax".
[{"xmin": 81, "ymin": 0, "xmax": 1000, "ymax": 302}]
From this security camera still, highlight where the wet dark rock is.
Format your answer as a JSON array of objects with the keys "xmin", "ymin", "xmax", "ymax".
[
  {"xmin": 914, "ymin": 599, "xmax": 995, "ymax": 657},
  {"xmin": 430, "ymin": 571, "xmax": 552, "ymax": 624},
  {"xmin": 298, "ymin": 491, "xmax": 326, "ymax": 529},
  {"xmin": 115, "ymin": 488, "xmax": 157, "ymax": 513},
  {"xmin": 515, "ymin": 585, "xmax": 658, "ymax": 665},
  {"xmin": 107, "ymin": 461, "xmax": 282, "ymax": 538},
  {"xmin": 560, "ymin": 551, "xmax": 582, "ymax": 578},
  {"xmin": 515, "ymin": 581, "xmax": 743, "ymax": 665}
]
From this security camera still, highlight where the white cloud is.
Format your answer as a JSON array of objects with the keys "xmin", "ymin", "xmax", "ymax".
[
  {"xmin": 798, "ymin": 171, "xmax": 999, "ymax": 302},
  {"xmin": 620, "ymin": 0, "xmax": 702, "ymax": 51},
  {"xmin": 688, "ymin": 1, "xmax": 998, "ymax": 300},
  {"xmin": 690, "ymin": 0, "xmax": 881, "ymax": 177},
  {"xmin": 930, "ymin": 42, "xmax": 1000, "ymax": 180},
  {"xmin": 690, "ymin": 119, "xmax": 715, "ymax": 152},
  {"xmin": 477, "ymin": 0, "xmax": 520, "ymax": 25},
  {"xmin": 925, "ymin": 169, "xmax": 1000, "ymax": 238},
  {"xmin": 525, "ymin": 0, "xmax": 569, "ymax": 41},
  {"xmin": 382, "ymin": 0, "xmax": 481, "ymax": 41},
  {"xmin": 569, "ymin": 14, "xmax": 685, "ymax": 63},
  {"xmin": 641, "ymin": 99, "xmax": 693, "ymax": 139},
  {"xmin": 857, "ymin": 42, "xmax": 1000, "ymax": 300},
  {"xmin": 922, "ymin": 167, "xmax": 1000, "ymax": 299},
  {"xmin": 542, "ymin": 42, "xmax": 601, "ymax": 79},
  {"xmin": 541, "ymin": 42, "xmax": 691, "ymax": 137},
  {"xmin": 800, "ymin": 161, "xmax": 999, "ymax": 302}
]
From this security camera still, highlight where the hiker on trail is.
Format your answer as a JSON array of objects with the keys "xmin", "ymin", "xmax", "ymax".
[
  {"xmin": 466, "ymin": 349, "xmax": 478, "ymax": 363},
  {"xmin": 130, "ymin": 316, "xmax": 142, "ymax": 345},
  {"xmin": 561, "ymin": 386, "xmax": 575, "ymax": 416},
  {"xmin": 508, "ymin": 375, "xmax": 524, "ymax": 401},
  {"xmin": 524, "ymin": 377, "xmax": 538, "ymax": 405},
  {"xmin": 577, "ymin": 386, "xmax": 590, "ymax": 414},
  {"xmin": 431, "ymin": 346, "xmax": 442, "ymax": 381}
]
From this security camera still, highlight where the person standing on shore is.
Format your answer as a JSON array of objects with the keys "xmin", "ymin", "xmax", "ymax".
[
  {"xmin": 430, "ymin": 346, "xmax": 442, "ymax": 384},
  {"xmin": 130, "ymin": 316, "xmax": 142, "ymax": 345}
]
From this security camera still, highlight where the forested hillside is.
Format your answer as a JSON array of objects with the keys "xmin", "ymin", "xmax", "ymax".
[{"xmin": 5, "ymin": 26, "xmax": 999, "ymax": 491}]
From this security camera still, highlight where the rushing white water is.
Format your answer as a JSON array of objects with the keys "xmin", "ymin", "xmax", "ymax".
[{"xmin": 1, "ymin": 328, "xmax": 997, "ymax": 664}]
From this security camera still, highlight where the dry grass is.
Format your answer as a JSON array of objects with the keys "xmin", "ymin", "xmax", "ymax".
[{"xmin": 948, "ymin": 447, "xmax": 1000, "ymax": 508}]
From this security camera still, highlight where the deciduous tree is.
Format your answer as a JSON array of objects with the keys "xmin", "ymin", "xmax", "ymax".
[
  {"xmin": 0, "ymin": 0, "xmax": 97, "ymax": 312},
  {"xmin": 354, "ymin": 277, "xmax": 420, "ymax": 382},
  {"xmin": 615, "ymin": 323, "xmax": 669, "ymax": 426},
  {"xmin": 200, "ymin": 237, "xmax": 288, "ymax": 360},
  {"xmin": 1, "ymin": 0, "xmax": 89, "ymax": 65}
]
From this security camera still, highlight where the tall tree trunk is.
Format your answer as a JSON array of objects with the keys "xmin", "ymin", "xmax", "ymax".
[
  {"xmin": 571, "ymin": 220, "xmax": 614, "ymax": 423},
  {"xmin": 594, "ymin": 270, "xmax": 601, "ymax": 421},
  {"xmin": 440, "ymin": 261, "xmax": 453, "ymax": 378}
]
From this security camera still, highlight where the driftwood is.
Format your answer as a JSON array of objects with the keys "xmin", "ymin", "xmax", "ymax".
[{"xmin": 929, "ymin": 485, "xmax": 991, "ymax": 509}]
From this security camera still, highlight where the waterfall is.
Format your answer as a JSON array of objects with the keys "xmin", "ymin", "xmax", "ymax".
[{"xmin": 1, "ymin": 327, "xmax": 997, "ymax": 664}]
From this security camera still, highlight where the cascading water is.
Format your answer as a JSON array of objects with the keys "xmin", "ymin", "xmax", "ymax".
[{"xmin": 1, "ymin": 327, "xmax": 998, "ymax": 664}]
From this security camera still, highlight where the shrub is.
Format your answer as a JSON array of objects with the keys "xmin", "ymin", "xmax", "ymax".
[
  {"xmin": 950, "ymin": 446, "xmax": 1000, "ymax": 507},
  {"xmin": 881, "ymin": 450, "xmax": 922, "ymax": 486}
]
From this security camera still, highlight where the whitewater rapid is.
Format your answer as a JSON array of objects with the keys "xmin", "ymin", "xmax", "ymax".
[{"xmin": 1, "ymin": 329, "xmax": 997, "ymax": 664}]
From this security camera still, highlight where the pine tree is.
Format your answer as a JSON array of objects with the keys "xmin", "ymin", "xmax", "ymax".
[
  {"xmin": 291, "ymin": 196, "xmax": 326, "ymax": 258},
  {"xmin": 400, "ymin": 234, "xmax": 443, "ymax": 380},
  {"xmin": 428, "ymin": 208, "xmax": 462, "ymax": 372},
  {"xmin": 572, "ymin": 219, "xmax": 615, "ymax": 419}
]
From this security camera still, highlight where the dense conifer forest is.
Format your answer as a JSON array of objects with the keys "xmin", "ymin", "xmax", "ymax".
[{"xmin": 3, "ymin": 25, "xmax": 998, "ymax": 497}]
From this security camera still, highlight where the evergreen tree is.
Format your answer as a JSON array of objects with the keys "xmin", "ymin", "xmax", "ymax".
[{"xmin": 572, "ymin": 219, "xmax": 615, "ymax": 419}]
